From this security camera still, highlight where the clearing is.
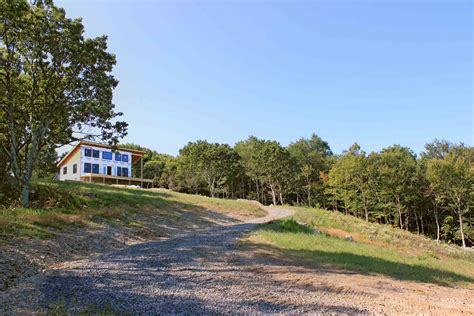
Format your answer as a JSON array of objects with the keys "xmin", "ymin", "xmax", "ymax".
[{"xmin": 1, "ymin": 182, "xmax": 473, "ymax": 314}]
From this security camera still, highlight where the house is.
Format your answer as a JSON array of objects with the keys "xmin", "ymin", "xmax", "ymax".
[{"xmin": 57, "ymin": 141, "xmax": 153, "ymax": 187}]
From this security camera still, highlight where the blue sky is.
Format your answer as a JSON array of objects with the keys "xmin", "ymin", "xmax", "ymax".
[{"xmin": 58, "ymin": 0, "xmax": 472, "ymax": 156}]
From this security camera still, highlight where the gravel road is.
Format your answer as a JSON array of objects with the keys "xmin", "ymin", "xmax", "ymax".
[
  {"xmin": 3, "ymin": 206, "xmax": 472, "ymax": 315},
  {"xmin": 5, "ymin": 207, "xmax": 306, "ymax": 314}
]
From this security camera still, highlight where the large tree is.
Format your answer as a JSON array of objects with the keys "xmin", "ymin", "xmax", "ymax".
[
  {"xmin": 287, "ymin": 133, "xmax": 332, "ymax": 207},
  {"xmin": 235, "ymin": 137, "xmax": 293, "ymax": 205},
  {"xmin": 178, "ymin": 140, "xmax": 241, "ymax": 198},
  {"xmin": 376, "ymin": 146, "xmax": 418, "ymax": 229},
  {"xmin": 427, "ymin": 149, "xmax": 473, "ymax": 248},
  {"xmin": 0, "ymin": 0, "xmax": 127, "ymax": 206}
]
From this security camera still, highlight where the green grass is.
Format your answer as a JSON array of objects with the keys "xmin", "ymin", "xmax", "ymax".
[
  {"xmin": 248, "ymin": 208, "xmax": 474, "ymax": 287},
  {"xmin": 0, "ymin": 180, "xmax": 265, "ymax": 238}
]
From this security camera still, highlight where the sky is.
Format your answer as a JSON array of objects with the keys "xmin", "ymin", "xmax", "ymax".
[{"xmin": 57, "ymin": 0, "xmax": 473, "ymax": 156}]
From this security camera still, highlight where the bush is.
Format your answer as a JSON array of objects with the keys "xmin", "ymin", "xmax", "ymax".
[{"xmin": 266, "ymin": 218, "xmax": 315, "ymax": 234}]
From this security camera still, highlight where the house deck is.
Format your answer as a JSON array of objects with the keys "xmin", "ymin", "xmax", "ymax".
[{"xmin": 81, "ymin": 173, "xmax": 154, "ymax": 188}]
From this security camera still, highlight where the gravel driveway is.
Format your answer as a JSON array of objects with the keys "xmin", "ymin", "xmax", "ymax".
[
  {"xmin": 4, "ymin": 207, "xmax": 306, "ymax": 314},
  {"xmin": 3, "ymin": 206, "xmax": 473, "ymax": 315}
]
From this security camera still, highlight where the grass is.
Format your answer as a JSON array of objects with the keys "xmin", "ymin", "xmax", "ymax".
[
  {"xmin": 0, "ymin": 180, "xmax": 265, "ymax": 238},
  {"xmin": 248, "ymin": 208, "xmax": 474, "ymax": 288}
]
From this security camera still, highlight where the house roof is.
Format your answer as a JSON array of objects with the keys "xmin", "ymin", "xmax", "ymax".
[{"xmin": 57, "ymin": 140, "xmax": 145, "ymax": 167}]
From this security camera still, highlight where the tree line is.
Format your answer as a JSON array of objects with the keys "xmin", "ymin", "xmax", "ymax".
[
  {"xmin": 125, "ymin": 136, "xmax": 473, "ymax": 248},
  {"xmin": 1, "ymin": 1, "xmax": 472, "ymax": 248}
]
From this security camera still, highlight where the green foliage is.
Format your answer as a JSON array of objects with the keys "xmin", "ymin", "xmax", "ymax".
[
  {"xmin": 427, "ymin": 149, "xmax": 473, "ymax": 247},
  {"xmin": 177, "ymin": 140, "xmax": 242, "ymax": 197},
  {"xmin": 262, "ymin": 219, "xmax": 314, "ymax": 234},
  {"xmin": 0, "ymin": 0, "xmax": 127, "ymax": 206},
  {"xmin": 287, "ymin": 134, "xmax": 332, "ymax": 207}
]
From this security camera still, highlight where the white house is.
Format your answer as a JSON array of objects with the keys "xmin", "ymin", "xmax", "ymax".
[{"xmin": 57, "ymin": 141, "xmax": 153, "ymax": 187}]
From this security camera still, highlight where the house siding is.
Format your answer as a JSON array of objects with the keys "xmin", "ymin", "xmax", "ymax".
[
  {"xmin": 79, "ymin": 145, "xmax": 133, "ymax": 178},
  {"xmin": 58, "ymin": 148, "xmax": 81, "ymax": 181}
]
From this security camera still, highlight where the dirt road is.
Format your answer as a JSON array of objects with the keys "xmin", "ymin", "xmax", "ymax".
[{"xmin": 1, "ymin": 206, "xmax": 473, "ymax": 314}]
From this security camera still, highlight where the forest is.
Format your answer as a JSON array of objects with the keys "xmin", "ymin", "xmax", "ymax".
[
  {"xmin": 123, "ymin": 136, "xmax": 473, "ymax": 248},
  {"xmin": 0, "ymin": 1, "xmax": 472, "ymax": 249}
]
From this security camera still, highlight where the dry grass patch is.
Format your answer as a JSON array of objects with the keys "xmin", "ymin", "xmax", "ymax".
[{"xmin": 0, "ymin": 181, "xmax": 265, "ymax": 238}]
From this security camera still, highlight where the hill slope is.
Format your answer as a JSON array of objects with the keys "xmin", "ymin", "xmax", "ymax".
[
  {"xmin": 247, "ymin": 207, "xmax": 474, "ymax": 287},
  {"xmin": 0, "ymin": 181, "xmax": 265, "ymax": 290}
]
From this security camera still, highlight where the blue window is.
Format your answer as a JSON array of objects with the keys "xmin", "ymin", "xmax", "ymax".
[
  {"xmin": 84, "ymin": 163, "xmax": 92, "ymax": 173},
  {"xmin": 117, "ymin": 167, "xmax": 122, "ymax": 177},
  {"xmin": 102, "ymin": 151, "xmax": 112, "ymax": 160},
  {"xmin": 122, "ymin": 167, "xmax": 129, "ymax": 177},
  {"xmin": 122, "ymin": 154, "xmax": 129, "ymax": 163},
  {"xmin": 84, "ymin": 148, "xmax": 92, "ymax": 157},
  {"xmin": 115, "ymin": 152, "xmax": 122, "ymax": 161},
  {"xmin": 92, "ymin": 149, "xmax": 100, "ymax": 158},
  {"xmin": 92, "ymin": 164, "xmax": 100, "ymax": 174}
]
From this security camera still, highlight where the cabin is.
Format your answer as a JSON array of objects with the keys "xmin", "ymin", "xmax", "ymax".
[{"xmin": 57, "ymin": 141, "xmax": 153, "ymax": 188}]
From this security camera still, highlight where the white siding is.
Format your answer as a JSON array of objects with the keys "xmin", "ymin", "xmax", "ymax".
[
  {"xmin": 79, "ymin": 145, "xmax": 133, "ymax": 178},
  {"xmin": 58, "ymin": 151, "xmax": 81, "ymax": 181}
]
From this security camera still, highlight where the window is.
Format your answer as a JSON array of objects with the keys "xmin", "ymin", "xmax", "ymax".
[
  {"xmin": 92, "ymin": 164, "xmax": 100, "ymax": 174},
  {"xmin": 117, "ymin": 167, "xmax": 122, "ymax": 177},
  {"xmin": 84, "ymin": 148, "xmax": 92, "ymax": 157},
  {"xmin": 102, "ymin": 151, "xmax": 112, "ymax": 160},
  {"xmin": 122, "ymin": 167, "xmax": 129, "ymax": 177},
  {"xmin": 122, "ymin": 154, "xmax": 129, "ymax": 163},
  {"xmin": 73, "ymin": 164, "xmax": 77, "ymax": 174},
  {"xmin": 115, "ymin": 152, "xmax": 122, "ymax": 161},
  {"xmin": 92, "ymin": 149, "xmax": 100, "ymax": 158},
  {"xmin": 84, "ymin": 163, "xmax": 92, "ymax": 173},
  {"xmin": 63, "ymin": 166, "xmax": 67, "ymax": 175}
]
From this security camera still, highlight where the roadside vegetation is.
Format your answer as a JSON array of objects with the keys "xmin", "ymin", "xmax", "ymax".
[
  {"xmin": 0, "ymin": 180, "xmax": 265, "ymax": 239},
  {"xmin": 247, "ymin": 208, "xmax": 474, "ymax": 288},
  {"xmin": 123, "ymin": 137, "xmax": 473, "ymax": 248}
]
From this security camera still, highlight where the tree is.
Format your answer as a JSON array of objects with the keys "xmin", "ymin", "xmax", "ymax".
[
  {"xmin": 327, "ymin": 144, "xmax": 376, "ymax": 221},
  {"xmin": 427, "ymin": 149, "xmax": 473, "ymax": 248},
  {"xmin": 376, "ymin": 146, "xmax": 418, "ymax": 229},
  {"xmin": 287, "ymin": 133, "xmax": 332, "ymax": 207},
  {"xmin": 235, "ymin": 137, "xmax": 292, "ymax": 205},
  {"xmin": 0, "ymin": 0, "xmax": 127, "ymax": 206},
  {"xmin": 177, "ymin": 141, "xmax": 241, "ymax": 198},
  {"xmin": 143, "ymin": 154, "xmax": 177, "ymax": 188},
  {"xmin": 421, "ymin": 139, "xmax": 464, "ymax": 160}
]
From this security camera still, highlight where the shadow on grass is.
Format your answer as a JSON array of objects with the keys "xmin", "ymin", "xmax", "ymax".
[
  {"xmin": 1, "ymin": 180, "xmax": 253, "ymax": 238},
  {"xmin": 250, "ymin": 221, "xmax": 474, "ymax": 287},
  {"xmin": 33, "ymin": 222, "xmax": 368, "ymax": 315}
]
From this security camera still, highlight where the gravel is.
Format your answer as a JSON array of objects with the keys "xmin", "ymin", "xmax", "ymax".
[{"xmin": 2, "ymin": 207, "xmax": 470, "ymax": 315}]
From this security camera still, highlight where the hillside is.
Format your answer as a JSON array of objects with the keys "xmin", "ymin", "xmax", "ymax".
[
  {"xmin": 246, "ymin": 207, "xmax": 474, "ymax": 288},
  {"xmin": 0, "ymin": 181, "xmax": 266, "ymax": 291},
  {"xmin": 1, "ymin": 183, "xmax": 473, "ymax": 314}
]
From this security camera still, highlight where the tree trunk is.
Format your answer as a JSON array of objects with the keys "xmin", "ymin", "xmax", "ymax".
[
  {"xmin": 270, "ymin": 185, "xmax": 277, "ymax": 206},
  {"xmin": 405, "ymin": 208, "xmax": 409, "ymax": 231},
  {"xmin": 434, "ymin": 208, "xmax": 440, "ymax": 242},
  {"xmin": 457, "ymin": 206, "xmax": 466, "ymax": 248},
  {"xmin": 414, "ymin": 212, "xmax": 420, "ymax": 235},
  {"xmin": 395, "ymin": 196, "xmax": 403, "ymax": 229},
  {"xmin": 307, "ymin": 185, "xmax": 311, "ymax": 207},
  {"xmin": 420, "ymin": 215, "xmax": 424, "ymax": 234}
]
